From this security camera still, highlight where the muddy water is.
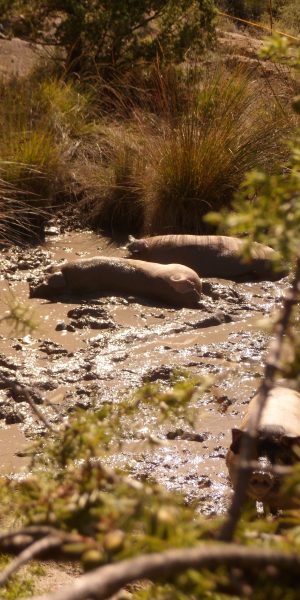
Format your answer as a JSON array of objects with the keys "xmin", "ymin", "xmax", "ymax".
[{"xmin": 0, "ymin": 230, "xmax": 288, "ymax": 514}]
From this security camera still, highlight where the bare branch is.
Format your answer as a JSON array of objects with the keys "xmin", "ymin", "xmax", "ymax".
[
  {"xmin": 0, "ymin": 526, "xmax": 55, "ymax": 547},
  {"xmin": 8, "ymin": 384, "xmax": 56, "ymax": 431},
  {"xmin": 0, "ymin": 526, "xmax": 86, "ymax": 555},
  {"xmin": 0, "ymin": 535, "xmax": 61, "ymax": 587},
  {"xmin": 219, "ymin": 258, "xmax": 300, "ymax": 542},
  {"xmin": 27, "ymin": 543, "xmax": 300, "ymax": 600},
  {"xmin": 130, "ymin": 9, "xmax": 163, "ymax": 34},
  {"xmin": 21, "ymin": 387, "xmax": 56, "ymax": 431}
]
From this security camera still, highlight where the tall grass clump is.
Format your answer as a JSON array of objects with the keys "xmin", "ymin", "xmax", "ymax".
[
  {"xmin": 39, "ymin": 78, "xmax": 94, "ymax": 139},
  {"xmin": 0, "ymin": 78, "xmax": 60, "ymax": 183},
  {"xmin": 75, "ymin": 63, "xmax": 200, "ymax": 234},
  {"xmin": 0, "ymin": 77, "xmax": 62, "ymax": 241},
  {"xmin": 77, "ymin": 123, "xmax": 147, "ymax": 234},
  {"xmin": 0, "ymin": 175, "xmax": 45, "ymax": 245},
  {"xmin": 0, "ymin": 74, "xmax": 94, "ymax": 242},
  {"xmin": 76, "ymin": 63, "xmax": 294, "ymax": 236},
  {"xmin": 142, "ymin": 65, "xmax": 292, "ymax": 234},
  {"xmin": 95, "ymin": 62, "xmax": 199, "ymax": 123}
]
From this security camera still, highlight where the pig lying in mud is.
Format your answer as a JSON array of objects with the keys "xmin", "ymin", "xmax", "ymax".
[
  {"xmin": 29, "ymin": 256, "xmax": 202, "ymax": 308},
  {"xmin": 126, "ymin": 235, "xmax": 287, "ymax": 281},
  {"xmin": 226, "ymin": 386, "xmax": 300, "ymax": 511}
]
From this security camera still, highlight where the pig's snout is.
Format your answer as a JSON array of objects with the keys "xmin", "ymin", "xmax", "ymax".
[
  {"xmin": 248, "ymin": 455, "xmax": 275, "ymax": 500},
  {"xmin": 248, "ymin": 468, "xmax": 274, "ymax": 500}
]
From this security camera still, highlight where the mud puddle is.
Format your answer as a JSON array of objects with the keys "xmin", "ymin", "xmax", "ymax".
[{"xmin": 0, "ymin": 230, "xmax": 289, "ymax": 514}]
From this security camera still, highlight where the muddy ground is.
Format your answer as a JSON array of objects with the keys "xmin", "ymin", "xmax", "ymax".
[{"xmin": 0, "ymin": 228, "xmax": 288, "ymax": 520}]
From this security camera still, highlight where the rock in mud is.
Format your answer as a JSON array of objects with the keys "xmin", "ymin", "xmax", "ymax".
[
  {"xmin": 39, "ymin": 340, "xmax": 69, "ymax": 356},
  {"xmin": 142, "ymin": 365, "xmax": 176, "ymax": 383},
  {"xmin": 167, "ymin": 429, "xmax": 209, "ymax": 442},
  {"xmin": 67, "ymin": 306, "xmax": 116, "ymax": 330}
]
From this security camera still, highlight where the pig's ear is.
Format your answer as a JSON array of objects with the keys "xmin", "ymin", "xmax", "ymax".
[
  {"xmin": 170, "ymin": 275, "xmax": 194, "ymax": 294},
  {"xmin": 230, "ymin": 428, "xmax": 244, "ymax": 453},
  {"xmin": 286, "ymin": 435, "xmax": 300, "ymax": 452},
  {"xmin": 127, "ymin": 236, "xmax": 148, "ymax": 254},
  {"xmin": 282, "ymin": 434, "xmax": 300, "ymax": 444},
  {"xmin": 292, "ymin": 437, "xmax": 300, "ymax": 459}
]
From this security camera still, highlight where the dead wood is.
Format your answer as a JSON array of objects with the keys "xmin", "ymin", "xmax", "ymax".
[
  {"xmin": 0, "ymin": 535, "xmax": 61, "ymax": 586},
  {"xmin": 25, "ymin": 543, "xmax": 300, "ymax": 600}
]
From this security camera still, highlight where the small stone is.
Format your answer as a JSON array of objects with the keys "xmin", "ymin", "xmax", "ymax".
[
  {"xmin": 6, "ymin": 412, "xmax": 23, "ymax": 424},
  {"xmin": 18, "ymin": 260, "xmax": 30, "ymax": 269},
  {"xmin": 198, "ymin": 477, "xmax": 212, "ymax": 488},
  {"xmin": 12, "ymin": 343, "xmax": 23, "ymax": 351},
  {"xmin": 45, "ymin": 226, "xmax": 60, "ymax": 236},
  {"xmin": 111, "ymin": 352, "xmax": 128, "ymax": 363},
  {"xmin": 83, "ymin": 372, "xmax": 98, "ymax": 381},
  {"xmin": 55, "ymin": 322, "xmax": 67, "ymax": 331}
]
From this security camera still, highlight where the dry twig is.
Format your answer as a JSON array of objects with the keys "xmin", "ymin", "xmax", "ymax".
[
  {"xmin": 26, "ymin": 543, "xmax": 300, "ymax": 600},
  {"xmin": 0, "ymin": 535, "xmax": 62, "ymax": 587},
  {"xmin": 0, "ymin": 526, "xmax": 86, "ymax": 556}
]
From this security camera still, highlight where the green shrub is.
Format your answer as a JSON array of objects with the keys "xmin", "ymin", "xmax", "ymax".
[
  {"xmin": 274, "ymin": 1, "xmax": 300, "ymax": 35},
  {"xmin": 2, "ymin": 0, "xmax": 216, "ymax": 78},
  {"xmin": 0, "ymin": 380, "xmax": 300, "ymax": 598},
  {"xmin": 218, "ymin": 0, "xmax": 270, "ymax": 21}
]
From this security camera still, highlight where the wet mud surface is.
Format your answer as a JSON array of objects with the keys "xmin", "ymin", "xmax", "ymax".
[{"xmin": 0, "ymin": 230, "xmax": 288, "ymax": 515}]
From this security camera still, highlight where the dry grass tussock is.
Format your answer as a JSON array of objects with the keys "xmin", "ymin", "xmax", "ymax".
[
  {"xmin": 0, "ymin": 175, "xmax": 48, "ymax": 245},
  {"xmin": 143, "ymin": 65, "xmax": 292, "ymax": 233},
  {"xmin": 0, "ymin": 58, "xmax": 297, "ymax": 242},
  {"xmin": 0, "ymin": 74, "xmax": 95, "ymax": 242},
  {"xmin": 79, "ymin": 62, "xmax": 294, "ymax": 235},
  {"xmin": 74, "ymin": 122, "xmax": 148, "ymax": 234}
]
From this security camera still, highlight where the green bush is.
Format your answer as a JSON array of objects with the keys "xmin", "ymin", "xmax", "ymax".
[
  {"xmin": 218, "ymin": 0, "xmax": 270, "ymax": 21},
  {"xmin": 274, "ymin": 1, "xmax": 300, "ymax": 34},
  {"xmin": 2, "ymin": 0, "xmax": 216, "ymax": 77},
  {"xmin": 0, "ymin": 379, "xmax": 300, "ymax": 598}
]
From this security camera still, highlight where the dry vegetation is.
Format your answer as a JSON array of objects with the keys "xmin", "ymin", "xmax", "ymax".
[{"xmin": 0, "ymin": 53, "xmax": 297, "ymax": 243}]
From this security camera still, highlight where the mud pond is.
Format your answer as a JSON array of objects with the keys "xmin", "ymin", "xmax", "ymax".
[{"xmin": 0, "ymin": 229, "xmax": 288, "ymax": 515}]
